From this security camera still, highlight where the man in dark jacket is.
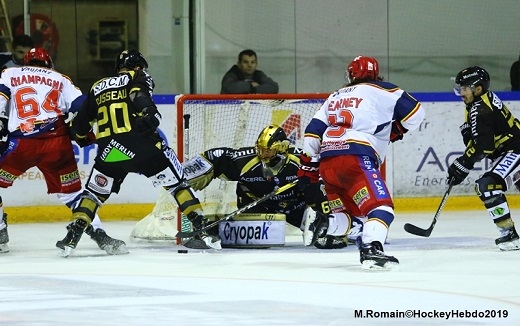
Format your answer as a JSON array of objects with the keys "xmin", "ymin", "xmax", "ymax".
[
  {"xmin": 0, "ymin": 34, "xmax": 34, "ymax": 71},
  {"xmin": 220, "ymin": 49, "xmax": 279, "ymax": 94}
]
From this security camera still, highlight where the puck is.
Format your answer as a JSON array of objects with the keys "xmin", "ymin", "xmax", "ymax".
[{"xmin": 177, "ymin": 249, "xmax": 188, "ymax": 254}]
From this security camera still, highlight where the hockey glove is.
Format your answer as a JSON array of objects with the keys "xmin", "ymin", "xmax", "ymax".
[
  {"xmin": 297, "ymin": 154, "xmax": 320, "ymax": 192},
  {"xmin": 75, "ymin": 131, "xmax": 96, "ymax": 148},
  {"xmin": 0, "ymin": 118, "xmax": 8, "ymax": 138},
  {"xmin": 390, "ymin": 120, "xmax": 408, "ymax": 143},
  {"xmin": 69, "ymin": 123, "xmax": 96, "ymax": 147},
  {"xmin": 459, "ymin": 122, "xmax": 472, "ymax": 146},
  {"xmin": 447, "ymin": 156, "xmax": 474, "ymax": 185},
  {"xmin": 135, "ymin": 107, "xmax": 161, "ymax": 135}
]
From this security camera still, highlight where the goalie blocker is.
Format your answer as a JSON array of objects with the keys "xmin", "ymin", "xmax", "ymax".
[{"xmin": 214, "ymin": 213, "xmax": 286, "ymax": 248}]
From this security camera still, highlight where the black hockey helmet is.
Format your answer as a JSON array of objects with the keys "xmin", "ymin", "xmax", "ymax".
[
  {"xmin": 114, "ymin": 49, "xmax": 148, "ymax": 73},
  {"xmin": 455, "ymin": 66, "xmax": 490, "ymax": 92}
]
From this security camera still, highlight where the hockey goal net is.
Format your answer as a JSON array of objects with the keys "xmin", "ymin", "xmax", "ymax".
[{"xmin": 130, "ymin": 93, "xmax": 329, "ymax": 242}]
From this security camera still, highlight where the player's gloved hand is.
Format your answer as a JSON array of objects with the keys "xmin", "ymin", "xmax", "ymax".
[
  {"xmin": 69, "ymin": 122, "xmax": 96, "ymax": 147},
  {"xmin": 135, "ymin": 107, "xmax": 161, "ymax": 135},
  {"xmin": 0, "ymin": 118, "xmax": 8, "ymax": 138},
  {"xmin": 459, "ymin": 122, "xmax": 471, "ymax": 146},
  {"xmin": 390, "ymin": 120, "xmax": 408, "ymax": 143},
  {"xmin": 297, "ymin": 154, "xmax": 320, "ymax": 191},
  {"xmin": 73, "ymin": 131, "xmax": 96, "ymax": 148},
  {"xmin": 447, "ymin": 156, "xmax": 473, "ymax": 185}
]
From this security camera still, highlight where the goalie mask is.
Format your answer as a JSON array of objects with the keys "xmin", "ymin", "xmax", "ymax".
[{"xmin": 255, "ymin": 125, "xmax": 290, "ymax": 178}]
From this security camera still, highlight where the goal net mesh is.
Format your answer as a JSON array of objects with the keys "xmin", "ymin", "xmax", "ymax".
[{"xmin": 130, "ymin": 93, "xmax": 329, "ymax": 242}]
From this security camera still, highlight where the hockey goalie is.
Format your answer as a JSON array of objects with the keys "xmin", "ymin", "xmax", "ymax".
[{"xmin": 181, "ymin": 124, "xmax": 360, "ymax": 249}]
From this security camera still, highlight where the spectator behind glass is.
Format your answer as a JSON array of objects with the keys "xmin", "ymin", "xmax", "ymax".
[
  {"xmin": 220, "ymin": 49, "xmax": 279, "ymax": 94},
  {"xmin": 510, "ymin": 51, "xmax": 520, "ymax": 91},
  {"xmin": 0, "ymin": 35, "xmax": 34, "ymax": 70}
]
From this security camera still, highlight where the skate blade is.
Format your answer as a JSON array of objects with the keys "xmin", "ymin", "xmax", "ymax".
[
  {"xmin": 0, "ymin": 243, "xmax": 9, "ymax": 253},
  {"xmin": 498, "ymin": 244, "xmax": 520, "ymax": 251},
  {"xmin": 361, "ymin": 260, "xmax": 399, "ymax": 271},
  {"xmin": 103, "ymin": 245, "xmax": 130, "ymax": 255},
  {"xmin": 58, "ymin": 246, "xmax": 74, "ymax": 258}
]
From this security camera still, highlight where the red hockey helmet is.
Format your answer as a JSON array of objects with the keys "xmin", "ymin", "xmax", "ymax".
[
  {"xmin": 346, "ymin": 56, "xmax": 379, "ymax": 83},
  {"xmin": 23, "ymin": 47, "xmax": 54, "ymax": 69}
]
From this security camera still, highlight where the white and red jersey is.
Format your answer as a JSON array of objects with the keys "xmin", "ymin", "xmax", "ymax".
[
  {"xmin": 303, "ymin": 80, "xmax": 425, "ymax": 165},
  {"xmin": 0, "ymin": 65, "xmax": 82, "ymax": 138}
]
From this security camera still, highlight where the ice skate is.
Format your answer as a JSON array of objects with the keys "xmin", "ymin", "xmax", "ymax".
[
  {"xmin": 56, "ymin": 218, "xmax": 88, "ymax": 257},
  {"xmin": 0, "ymin": 213, "xmax": 8, "ymax": 253},
  {"xmin": 359, "ymin": 241, "xmax": 399, "ymax": 271},
  {"xmin": 495, "ymin": 226, "xmax": 520, "ymax": 251},
  {"xmin": 302, "ymin": 208, "xmax": 329, "ymax": 246},
  {"xmin": 85, "ymin": 226, "xmax": 129, "ymax": 255},
  {"xmin": 183, "ymin": 212, "xmax": 221, "ymax": 250}
]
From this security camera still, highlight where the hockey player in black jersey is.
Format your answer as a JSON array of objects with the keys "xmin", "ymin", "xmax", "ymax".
[
  {"xmin": 56, "ymin": 49, "xmax": 220, "ymax": 256},
  {"xmin": 182, "ymin": 124, "xmax": 356, "ymax": 249},
  {"xmin": 449, "ymin": 66, "xmax": 520, "ymax": 250}
]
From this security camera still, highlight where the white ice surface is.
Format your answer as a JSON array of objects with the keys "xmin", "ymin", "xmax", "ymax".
[{"xmin": 1, "ymin": 211, "xmax": 520, "ymax": 325}]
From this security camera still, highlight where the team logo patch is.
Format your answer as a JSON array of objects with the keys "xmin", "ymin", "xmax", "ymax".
[
  {"xmin": 100, "ymin": 139, "xmax": 135, "ymax": 162},
  {"xmin": 60, "ymin": 170, "xmax": 80, "ymax": 184},
  {"xmin": 0, "ymin": 169, "xmax": 16, "ymax": 182},
  {"xmin": 328, "ymin": 198, "xmax": 344, "ymax": 211},
  {"xmin": 353, "ymin": 186, "xmax": 370, "ymax": 205},
  {"xmin": 95, "ymin": 174, "xmax": 108, "ymax": 187}
]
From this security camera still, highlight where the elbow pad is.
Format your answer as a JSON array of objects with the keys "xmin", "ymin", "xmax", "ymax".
[
  {"xmin": 132, "ymin": 91, "xmax": 162, "ymax": 132},
  {"xmin": 132, "ymin": 91, "xmax": 158, "ymax": 114}
]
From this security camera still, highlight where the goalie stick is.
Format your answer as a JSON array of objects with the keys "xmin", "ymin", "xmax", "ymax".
[
  {"xmin": 404, "ymin": 179, "xmax": 454, "ymax": 237},
  {"xmin": 175, "ymin": 180, "xmax": 299, "ymax": 238}
]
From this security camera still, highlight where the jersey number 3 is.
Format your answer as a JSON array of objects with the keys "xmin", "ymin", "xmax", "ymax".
[{"xmin": 326, "ymin": 109, "xmax": 353, "ymax": 138}]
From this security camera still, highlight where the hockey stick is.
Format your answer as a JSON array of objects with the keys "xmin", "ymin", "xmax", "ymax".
[
  {"xmin": 175, "ymin": 180, "xmax": 299, "ymax": 238},
  {"xmin": 403, "ymin": 179, "xmax": 454, "ymax": 237},
  {"xmin": 178, "ymin": 114, "xmax": 192, "ymax": 238}
]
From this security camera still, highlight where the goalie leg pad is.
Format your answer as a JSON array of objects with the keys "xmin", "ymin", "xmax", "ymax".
[
  {"xmin": 218, "ymin": 213, "xmax": 286, "ymax": 248},
  {"xmin": 302, "ymin": 207, "xmax": 329, "ymax": 246}
]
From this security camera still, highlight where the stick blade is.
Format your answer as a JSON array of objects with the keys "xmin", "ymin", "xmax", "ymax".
[
  {"xmin": 404, "ymin": 223, "xmax": 432, "ymax": 237},
  {"xmin": 175, "ymin": 231, "xmax": 196, "ymax": 238}
]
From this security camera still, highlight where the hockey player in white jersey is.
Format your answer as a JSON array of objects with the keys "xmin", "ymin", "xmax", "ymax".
[
  {"xmin": 0, "ymin": 48, "xmax": 126, "ymax": 254},
  {"xmin": 299, "ymin": 56, "xmax": 425, "ymax": 270}
]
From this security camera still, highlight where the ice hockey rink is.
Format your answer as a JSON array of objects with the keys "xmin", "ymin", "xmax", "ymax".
[{"xmin": 2, "ymin": 210, "xmax": 520, "ymax": 326}]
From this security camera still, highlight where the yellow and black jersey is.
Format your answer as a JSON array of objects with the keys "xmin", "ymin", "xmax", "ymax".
[
  {"xmin": 464, "ymin": 91, "xmax": 520, "ymax": 163},
  {"xmin": 72, "ymin": 70, "xmax": 162, "ymax": 163},
  {"xmin": 201, "ymin": 146, "xmax": 326, "ymax": 218}
]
